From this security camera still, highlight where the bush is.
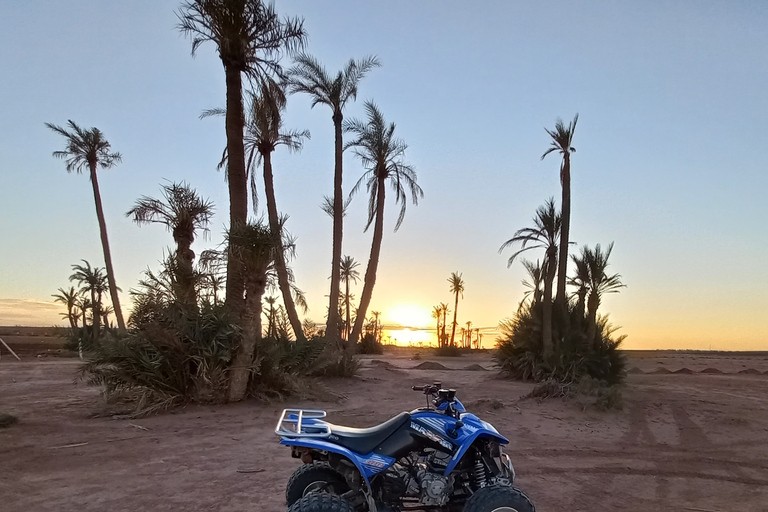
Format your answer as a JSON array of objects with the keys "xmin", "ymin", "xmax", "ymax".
[
  {"xmin": 357, "ymin": 333, "xmax": 384, "ymax": 355},
  {"xmin": 494, "ymin": 301, "xmax": 626, "ymax": 387},
  {"xmin": 0, "ymin": 413, "xmax": 18, "ymax": 428},
  {"xmin": 81, "ymin": 300, "xmax": 237, "ymax": 415},
  {"xmin": 433, "ymin": 344, "xmax": 464, "ymax": 357}
]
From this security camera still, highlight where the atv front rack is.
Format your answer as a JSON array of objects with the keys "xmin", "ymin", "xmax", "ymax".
[{"xmin": 275, "ymin": 408, "xmax": 331, "ymax": 438}]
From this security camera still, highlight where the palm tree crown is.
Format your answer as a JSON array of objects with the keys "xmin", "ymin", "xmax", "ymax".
[
  {"xmin": 45, "ymin": 120, "xmax": 122, "ymax": 175},
  {"xmin": 127, "ymin": 182, "xmax": 214, "ymax": 253},
  {"xmin": 177, "ymin": 0, "xmax": 305, "ymax": 80},
  {"xmin": 346, "ymin": 101, "xmax": 423, "ymax": 231},
  {"xmin": 286, "ymin": 53, "xmax": 380, "ymax": 117}
]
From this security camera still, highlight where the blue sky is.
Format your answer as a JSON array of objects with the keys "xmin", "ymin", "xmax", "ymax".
[{"xmin": 1, "ymin": 1, "xmax": 766, "ymax": 349}]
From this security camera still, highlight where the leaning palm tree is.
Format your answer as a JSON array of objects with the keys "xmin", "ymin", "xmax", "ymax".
[
  {"xmin": 241, "ymin": 81, "xmax": 309, "ymax": 341},
  {"xmin": 499, "ymin": 199, "xmax": 561, "ymax": 356},
  {"xmin": 339, "ymin": 255, "xmax": 361, "ymax": 341},
  {"xmin": 225, "ymin": 220, "xmax": 276, "ymax": 401},
  {"xmin": 542, "ymin": 114, "xmax": 578, "ymax": 312},
  {"xmin": 448, "ymin": 272, "xmax": 464, "ymax": 347},
  {"xmin": 576, "ymin": 242, "xmax": 626, "ymax": 346},
  {"xmin": 177, "ymin": 0, "xmax": 305, "ymax": 313},
  {"xmin": 126, "ymin": 182, "xmax": 214, "ymax": 306},
  {"xmin": 345, "ymin": 102, "xmax": 423, "ymax": 344},
  {"xmin": 286, "ymin": 53, "xmax": 380, "ymax": 342},
  {"xmin": 46, "ymin": 120, "xmax": 126, "ymax": 332}
]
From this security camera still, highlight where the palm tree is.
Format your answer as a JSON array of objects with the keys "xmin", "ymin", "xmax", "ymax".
[
  {"xmin": 339, "ymin": 255, "xmax": 361, "ymax": 341},
  {"xmin": 574, "ymin": 242, "xmax": 626, "ymax": 346},
  {"xmin": 46, "ymin": 120, "xmax": 126, "ymax": 332},
  {"xmin": 519, "ymin": 259, "xmax": 544, "ymax": 313},
  {"xmin": 542, "ymin": 114, "xmax": 578, "ymax": 313},
  {"xmin": 448, "ymin": 272, "xmax": 464, "ymax": 347},
  {"xmin": 177, "ymin": 0, "xmax": 305, "ymax": 313},
  {"xmin": 52, "ymin": 286, "xmax": 82, "ymax": 331},
  {"xmin": 225, "ymin": 220, "xmax": 276, "ymax": 401},
  {"xmin": 243, "ymin": 81, "xmax": 309, "ymax": 341},
  {"xmin": 69, "ymin": 261, "xmax": 109, "ymax": 343},
  {"xmin": 439, "ymin": 302, "xmax": 450, "ymax": 347},
  {"xmin": 431, "ymin": 305, "xmax": 442, "ymax": 347},
  {"xmin": 126, "ymin": 182, "xmax": 214, "ymax": 306},
  {"xmin": 499, "ymin": 199, "xmax": 561, "ymax": 356},
  {"xmin": 465, "ymin": 321, "xmax": 473, "ymax": 348},
  {"xmin": 345, "ymin": 102, "xmax": 423, "ymax": 343},
  {"xmin": 286, "ymin": 53, "xmax": 380, "ymax": 342}
]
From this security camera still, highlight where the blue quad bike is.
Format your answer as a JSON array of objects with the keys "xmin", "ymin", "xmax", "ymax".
[{"xmin": 275, "ymin": 382, "xmax": 535, "ymax": 512}]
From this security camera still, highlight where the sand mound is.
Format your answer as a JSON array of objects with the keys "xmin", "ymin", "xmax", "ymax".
[
  {"xmin": 627, "ymin": 367, "xmax": 644, "ymax": 374},
  {"xmin": 463, "ymin": 364, "xmax": 487, "ymax": 371},
  {"xmin": 413, "ymin": 361, "xmax": 448, "ymax": 370},
  {"xmin": 467, "ymin": 398, "xmax": 504, "ymax": 410},
  {"xmin": 700, "ymin": 367, "xmax": 724, "ymax": 374},
  {"xmin": 673, "ymin": 368, "xmax": 695, "ymax": 374},
  {"xmin": 738, "ymin": 368, "xmax": 762, "ymax": 375},
  {"xmin": 369, "ymin": 359, "xmax": 396, "ymax": 368},
  {"xmin": 650, "ymin": 367, "xmax": 672, "ymax": 374}
]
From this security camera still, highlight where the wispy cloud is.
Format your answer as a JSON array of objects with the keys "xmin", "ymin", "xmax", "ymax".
[{"xmin": 0, "ymin": 299, "xmax": 63, "ymax": 326}]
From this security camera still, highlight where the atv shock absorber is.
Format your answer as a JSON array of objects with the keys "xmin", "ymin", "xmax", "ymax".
[{"xmin": 473, "ymin": 455, "xmax": 487, "ymax": 488}]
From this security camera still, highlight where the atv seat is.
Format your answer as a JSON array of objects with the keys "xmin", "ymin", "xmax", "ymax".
[{"xmin": 327, "ymin": 412, "xmax": 411, "ymax": 455}]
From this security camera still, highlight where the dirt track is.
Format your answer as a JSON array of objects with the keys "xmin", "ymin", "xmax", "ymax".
[{"xmin": 2, "ymin": 351, "xmax": 768, "ymax": 511}]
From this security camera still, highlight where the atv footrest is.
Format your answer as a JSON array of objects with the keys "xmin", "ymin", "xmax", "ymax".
[{"xmin": 275, "ymin": 408, "xmax": 331, "ymax": 438}]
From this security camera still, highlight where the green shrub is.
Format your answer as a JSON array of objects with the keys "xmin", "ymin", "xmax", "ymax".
[{"xmin": 494, "ymin": 301, "xmax": 626, "ymax": 387}]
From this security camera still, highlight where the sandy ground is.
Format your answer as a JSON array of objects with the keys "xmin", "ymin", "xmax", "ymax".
[{"xmin": 2, "ymin": 350, "xmax": 768, "ymax": 512}]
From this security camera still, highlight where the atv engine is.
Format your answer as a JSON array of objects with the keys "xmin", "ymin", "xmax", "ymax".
[
  {"xmin": 376, "ymin": 451, "xmax": 455, "ymax": 508},
  {"xmin": 414, "ymin": 463, "xmax": 453, "ymax": 506}
]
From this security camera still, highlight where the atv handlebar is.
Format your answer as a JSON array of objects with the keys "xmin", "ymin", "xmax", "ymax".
[{"xmin": 412, "ymin": 382, "xmax": 462, "ymax": 418}]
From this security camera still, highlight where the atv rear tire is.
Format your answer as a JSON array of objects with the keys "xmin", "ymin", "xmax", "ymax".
[
  {"xmin": 463, "ymin": 484, "xmax": 535, "ymax": 512},
  {"xmin": 287, "ymin": 492, "xmax": 356, "ymax": 512},
  {"xmin": 286, "ymin": 462, "xmax": 350, "ymax": 506}
]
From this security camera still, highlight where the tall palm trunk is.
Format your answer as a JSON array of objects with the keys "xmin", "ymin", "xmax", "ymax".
[
  {"xmin": 556, "ymin": 154, "xmax": 571, "ymax": 315},
  {"xmin": 224, "ymin": 65, "xmax": 248, "ymax": 315},
  {"xmin": 176, "ymin": 235, "xmax": 197, "ymax": 308},
  {"xmin": 542, "ymin": 248, "xmax": 556, "ymax": 357},
  {"xmin": 441, "ymin": 309, "xmax": 447, "ymax": 347},
  {"xmin": 344, "ymin": 274, "xmax": 351, "ymax": 340},
  {"xmin": 434, "ymin": 316, "xmax": 440, "ymax": 347},
  {"xmin": 350, "ymin": 176, "xmax": 386, "ymax": 344},
  {"xmin": 88, "ymin": 163, "xmax": 125, "ymax": 333},
  {"xmin": 227, "ymin": 274, "xmax": 265, "ymax": 402},
  {"xmin": 450, "ymin": 294, "xmax": 459, "ymax": 347},
  {"xmin": 586, "ymin": 291, "xmax": 600, "ymax": 348},
  {"xmin": 326, "ymin": 111, "xmax": 344, "ymax": 342},
  {"xmin": 262, "ymin": 151, "xmax": 307, "ymax": 342}
]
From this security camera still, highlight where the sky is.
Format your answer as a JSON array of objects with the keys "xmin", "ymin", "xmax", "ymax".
[{"xmin": 1, "ymin": 1, "xmax": 766, "ymax": 350}]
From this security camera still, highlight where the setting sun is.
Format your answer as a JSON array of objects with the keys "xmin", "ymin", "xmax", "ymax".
[{"xmin": 387, "ymin": 304, "xmax": 431, "ymax": 328}]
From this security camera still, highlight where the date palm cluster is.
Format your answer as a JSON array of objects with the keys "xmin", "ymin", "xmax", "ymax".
[
  {"xmin": 47, "ymin": 0, "xmax": 423, "ymax": 413},
  {"xmin": 496, "ymin": 117, "xmax": 627, "ymax": 387}
]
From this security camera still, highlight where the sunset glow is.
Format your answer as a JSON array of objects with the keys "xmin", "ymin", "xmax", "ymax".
[{"xmin": 386, "ymin": 304, "xmax": 432, "ymax": 328}]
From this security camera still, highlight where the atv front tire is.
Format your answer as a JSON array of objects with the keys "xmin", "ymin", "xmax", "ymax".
[
  {"xmin": 463, "ymin": 484, "xmax": 535, "ymax": 512},
  {"xmin": 286, "ymin": 462, "xmax": 350, "ymax": 506},
  {"xmin": 287, "ymin": 492, "xmax": 356, "ymax": 512}
]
